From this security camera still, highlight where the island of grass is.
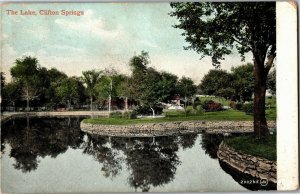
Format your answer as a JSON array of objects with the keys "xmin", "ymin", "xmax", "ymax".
[
  {"xmin": 224, "ymin": 134, "xmax": 276, "ymax": 161},
  {"xmin": 83, "ymin": 109, "xmax": 276, "ymax": 125}
]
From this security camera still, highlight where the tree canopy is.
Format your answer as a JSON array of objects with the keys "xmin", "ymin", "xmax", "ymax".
[{"xmin": 170, "ymin": 2, "xmax": 276, "ymax": 137}]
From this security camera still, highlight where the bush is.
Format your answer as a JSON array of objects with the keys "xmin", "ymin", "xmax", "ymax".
[
  {"xmin": 185, "ymin": 106, "xmax": 196, "ymax": 115},
  {"xmin": 109, "ymin": 111, "xmax": 123, "ymax": 118},
  {"xmin": 134, "ymin": 104, "xmax": 163, "ymax": 115},
  {"xmin": 122, "ymin": 111, "xmax": 138, "ymax": 119},
  {"xmin": 193, "ymin": 97, "xmax": 201, "ymax": 109},
  {"xmin": 202, "ymin": 100, "xmax": 223, "ymax": 112},
  {"xmin": 235, "ymin": 102, "xmax": 243, "ymax": 110},
  {"xmin": 196, "ymin": 105, "xmax": 203, "ymax": 115},
  {"xmin": 242, "ymin": 102, "xmax": 254, "ymax": 115},
  {"xmin": 229, "ymin": 101, "xmax": 236, "ymax": 109}
]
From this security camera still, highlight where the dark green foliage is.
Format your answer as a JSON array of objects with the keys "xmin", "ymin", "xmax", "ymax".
[
  {"xmin": 177, "ymin": 77, "xmax": 197, "ymax": 101},
  {"xmin": 231, "ymin": 63, "xmax": 255, "ymax": 101},
  {"xmin": 200, "ymin": 70, "xmax": 233, "ymax": 96},
  {"xmin": 109, "ymin": 111, "xmax": 123, "ymax": 118},
  {"xmin": 200, "ymin": 64, "xmax": 254, "ymax": 101},
  {"xmin": 196, "ymin": 105, "xmax": 203, "ymax": 115},
  {"xmin": 267, "ymin": 69, "xmax": 276, "ymax": 96},
  {"xmin": 170, "ymin": 2, "xmax": 276, "ymax": 137},
  {"xmin": 184, "ymin": 106, "xmax": 195, "ymax": 115},
  {"xmin": 242, "ymin": 102, "xmax": 254, "ymax": 115},
  {"xmin": 55, "ymin": 77, "xmax": 85, "ymax": 109},
  {"xmin": 202, "ymin": 100, "xmax": 222, "ymax": 112},
  {"xmin": 135, "ymin": 104, "xmax": 163, "ymax": 115},
  {"xmin": 235, "ymin": 102, "xmax": 243, "ymax": 111},
  {"xmin": 193, "ymin": 97, "xmax": 201, "ymax": 109},
  {"xmin": 122, "ymin": 111, "xmax": 137, "ymax": 119}
]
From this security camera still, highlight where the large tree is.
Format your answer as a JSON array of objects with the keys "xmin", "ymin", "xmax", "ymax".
[
  {"xmin": 55, "ymin": 77, "xmax": 84, "ymax": 110},
  {"xmin": 177, "ymin": 76, "xmax": 197, "ymax": 108},
  {"xmin": 231, "ymin": 63, "xmax": 255, "ymax": 102},
  {"xmin": 10, "ymin": 56, "xmax": 42, "ymax": 111},
  {"xmin": 200, "ymin": 69, "xmax": 233, "ymax": 97},
  {"xmin": 82, "ymin": 70, "xmax": 102, "ymax": 111},
  {"xmin": 170, "ymin": 2, "xmax": 276, "ymax": 137}
]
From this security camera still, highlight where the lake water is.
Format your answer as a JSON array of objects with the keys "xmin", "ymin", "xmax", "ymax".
[{"xmin": 1, "ymin": 117, "xmax": 250, "ymax": 193}]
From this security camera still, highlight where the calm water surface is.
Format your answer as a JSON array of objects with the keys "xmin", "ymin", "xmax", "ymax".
[{"xmin": 1, "ymin": 117, "xmax": 248, "ymax": 193}]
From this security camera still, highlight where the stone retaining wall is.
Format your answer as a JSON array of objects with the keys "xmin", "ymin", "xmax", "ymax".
[
  {"xmin": 80, "ymin": 120, "xmax": 276, "ymax": 136},
  {"xmin": 217, "ymin": 142, "xmax": 276, "ymax": 184}
]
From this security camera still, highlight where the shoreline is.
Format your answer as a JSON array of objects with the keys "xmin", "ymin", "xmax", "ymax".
[
  {"xmin": 217, "ymin": 142, "xmax": 277, "ymax": 187},
  {"xmin": 80, "ymin": 120, "xmax": 276, "ymax": 137},
  {"xmin": 0, "ymin": 111, "xmax": 108, "ymax": 125}
]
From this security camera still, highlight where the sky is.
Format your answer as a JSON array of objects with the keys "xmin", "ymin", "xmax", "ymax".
[{"xmin": 1, "ymin": 3, "xmax": 253, "ymax": 84}]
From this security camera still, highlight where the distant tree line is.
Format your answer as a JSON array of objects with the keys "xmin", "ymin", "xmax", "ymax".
[
  {"xmin": 1, "ymin": 52, "xmax": 197, "ymax": 112},
  {"xmin": 199, "ymin": 63, "xmax": 276, "ymax": 102}
]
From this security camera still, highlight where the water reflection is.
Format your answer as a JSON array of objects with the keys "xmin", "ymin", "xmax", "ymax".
[
  {"xmin": 1, "ymin": 117, "xmax": 273, "ymax": 191},
  {"xmin": 1, "ymin": 116, "xmax": 85, "ymax": 172},
  {"xmin": 1, "ymin": 117, "xmax": 199, "ymax": 191},
  {"xmin": 200, "ymin": 134, "xmax": 224, "ymax": 159}
]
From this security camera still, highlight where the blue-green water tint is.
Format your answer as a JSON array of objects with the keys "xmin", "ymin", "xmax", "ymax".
[{"xmin": 1, "ymin": 117, "xmax": 248, "ymax": 193}]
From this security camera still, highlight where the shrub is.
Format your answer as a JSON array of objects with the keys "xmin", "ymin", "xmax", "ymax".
[
  {"xmin": 193, "ymin": 97, "xmax": 201, "ymax": 109},
  {"xmin": 130, "ymin": 111, "xmax": 138, "ymax": 119},
  {"xmin": 242, "ymin": 102, "xmax": 254, "ymax": 115},
  {"xmin": 109, "ymin": 111, "xmax": 123, "ymax": 118},
  {"xmin": 202, "ymin": 100, "xmax": 223, "ymax": 112},
  {"xmin": 122, "ymin": 111, "xmax": 138, "ymax": 119},
  {"xmin": 196, "ymin": 105, "xmax": 203, "ymax": 115},
  {"xmin": 235, "ymin": 102, "xmax": 243, "ymax": 110},
  {"xmin": 134, "ymin": 104, "xmax": 163, "ymax": 115},
  {"xmin": 122, "ymin": 111, "xmax": 131, "ymax": 119},
  {"xmin": 229, "ymin": 101, "xmax": 236, "ymax": 109},
  {"xmin": 185, "ymin": 106, "xmax": 196, "ymax": 115}
]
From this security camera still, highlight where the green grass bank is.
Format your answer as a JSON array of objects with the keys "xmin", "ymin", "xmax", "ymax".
[{"xmin": 224, "ymin": 134, "xmax": 276, "ymax": 161}]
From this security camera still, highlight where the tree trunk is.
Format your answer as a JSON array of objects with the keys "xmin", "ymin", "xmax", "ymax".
[
  {"xmin": 254, "ymin": 60, "xmax": 269, "ymax": 138},
  {"xmin": 26, "ymin": 97, "xmax": 29, "ymax": 112},
  {"xmin": 150, "ymin": 107, "xmax": 155, "ymax": 117},
  {"xmin": 125, "ymin": 97, "xmax": 128, "ymax": 111},
  {"xmin": 90, "ymin": 96, "xmax": 93, "ymax": 111}
]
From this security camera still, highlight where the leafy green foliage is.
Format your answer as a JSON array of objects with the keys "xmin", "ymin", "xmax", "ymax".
[
  {"xmin": 242, "ymin": 102, "xmax": 254, "ymax": 115},
  {"xmin": 231, "ymin": 63, "xmax": 254, "ymax": 101},
  {"xmin": 10, "ymin": 56, "xmax": 43, "ymax": 110},
  {"xmin": 121, "ymin": 111, "xmax": 138, "ymax": 119},
  {"xmin": 170, "ymin": 2, "xmax": 276, "ymax": 68},
  {"xmin": 170, "ymin": 2, "xmax": 276, "ymax": 136},
  {"xmin": 202, "ymin": 100, "xmax": 223, "ymax": 112},
  {"xmin": 267, "ymin": 69, "xmax": 276, "ymax": 95},
  {"xmin": 109, "ymin": 111, "xmax": 123, "ymax": 118},
  {"xmin": 177, "ymin": 77, "xmax": 197, "ymax": 100},
  {"xmin": 200, "ymin": 64, "xmax": 254, "ymax": 101},
  {"xmin": 134, "ymin": 104, "xmax": 163, "ymax": 115},
  {"xmin": 55, "ymin": 77, "xmax": 85, "ymax": 108},
  {"xmin": 200, "ymin": 69, "xmax": 233, "ymax": 97}
]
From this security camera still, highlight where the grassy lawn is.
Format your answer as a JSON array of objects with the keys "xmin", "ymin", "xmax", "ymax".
[
  {"xmin": 83, "ymin": 109, "xmax": 259, "ymax": 125},
  {"xmin": 265, "ymin": 96, "xmax": 277, "ymax": 120},
  {"xmin": 84, "ymin": 97, "xmax": 276, "ymax": 125},
  {"xmin": 224, "ymin": 134, "xmax": 276, "ymax": 161}
]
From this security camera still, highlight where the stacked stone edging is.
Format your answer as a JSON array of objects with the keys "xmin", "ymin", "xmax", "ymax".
[
  {"xmin": 217, "ymin": 142, "xmax": 276, "ymax": 184},
  {"xmin": 80, "ymin": 120, "xmax": 276, "ymax": 137}
]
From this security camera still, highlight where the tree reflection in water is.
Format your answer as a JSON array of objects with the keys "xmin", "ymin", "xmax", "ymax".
[
  {"xmin": 3, "ymin": 118, "xmax": 232, "ymax": 192},
  {"xmin": 82, "ymin": 134, "xmax": 123, "ymax": 179},
  {"xmin": 1, "ymin": 116, "xmax": 85, "ymax": 173},
  {"xmin": 200, "ymin": 134, "xmax": 224, "ymax": 159}
]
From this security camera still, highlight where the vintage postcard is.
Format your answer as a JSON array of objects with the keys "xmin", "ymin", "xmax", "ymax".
[{"xmin": 0, "ymin": 1, "xmax": 298, "ymax": 193}]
